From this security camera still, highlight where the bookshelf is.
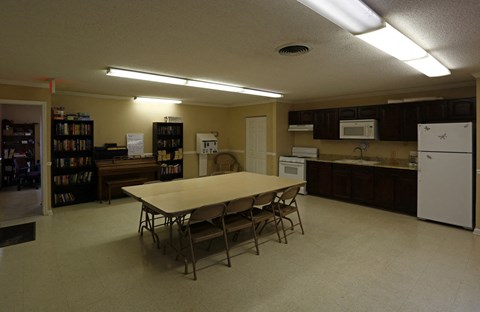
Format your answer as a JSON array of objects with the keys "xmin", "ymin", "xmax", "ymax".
[
  {"xmin": 1, "ymin": 123, "xmax": 36, "ymax": 187},
  {"xmin": 51, "ymin": 120, "xmax": 95, "ymax": 207},
  {"xmin": 153, "ymin": 122, "xmax": 183, "ymax": 181}
]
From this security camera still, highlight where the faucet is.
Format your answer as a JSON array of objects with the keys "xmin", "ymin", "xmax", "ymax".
[{"xmin": 353, "ymin": 146, "xmax": 364, "ymax": 160}]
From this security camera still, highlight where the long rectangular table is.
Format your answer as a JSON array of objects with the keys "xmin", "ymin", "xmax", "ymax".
[
  {"xmin": 123, "ymin": 172, "xmax": 305, "ymax": 217},
  {"xmin": 123, "ymin": 172, "xmax": 305, "ymax": 266}
]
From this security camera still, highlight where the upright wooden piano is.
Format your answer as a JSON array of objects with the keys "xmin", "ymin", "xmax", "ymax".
[{"xmin": 95, "ymin": 157, "xmax": 161, "ymax": 203}]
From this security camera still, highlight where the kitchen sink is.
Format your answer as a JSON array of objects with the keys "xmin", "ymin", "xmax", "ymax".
[{"xmin": 334, "ymin": 159, "xmax": 380, "ymax": 165}]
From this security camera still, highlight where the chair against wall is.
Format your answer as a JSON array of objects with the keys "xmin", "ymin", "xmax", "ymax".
[
  {"xmin": 265, "ymin": 186, "xmax": 304, "ymax": 244},
  {"xmin": 222, "ymin": 196, "xmax": 260, "ymax": 255},
  {"xmin": 178, "ymin": 203, "xmax": 230, "ymax": 280},
  {"xmin": 211, "ymin": 152, "xmax": 240, "ymax": 175}
]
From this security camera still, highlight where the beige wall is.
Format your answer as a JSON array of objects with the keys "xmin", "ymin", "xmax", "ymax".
[
  {"xmin": 476, "ymin": 78, "xmax": 480, "ymax": 231},
  {"xmin": 52, "ymin": 94, "xmax": 230, "ymax": 178}
]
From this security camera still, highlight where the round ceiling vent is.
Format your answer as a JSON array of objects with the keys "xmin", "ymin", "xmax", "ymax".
[{"xmin": 277, "ymin": 44, "xmax": 311, "ymax": 56}]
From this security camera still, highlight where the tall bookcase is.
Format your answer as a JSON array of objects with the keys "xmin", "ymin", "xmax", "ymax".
[
  {"xmin": 1, "ymin": 123, "xmax": 36, "ymax": 187},
  {"xmin": 153, "ymin": 122, "xmax": 183, "ymax": 181},
  {"xmin": 51, "ymin": 120, "xmax": 95, "ymax": 207}
]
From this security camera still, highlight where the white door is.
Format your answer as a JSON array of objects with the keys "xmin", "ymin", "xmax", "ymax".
[{"xmin": 246, "ymin": 116, "xmax": 267, "ymax": 174}]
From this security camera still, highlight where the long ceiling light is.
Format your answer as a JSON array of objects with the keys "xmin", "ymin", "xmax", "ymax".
[
  {"xmin": 297, "ymin": 0, "xmax": 450, "ymax": 77},
  {"xmin": 134, "ymin": 96, "xmax": 182, "ymax": 104},
  {"xmin": 107, "ymin": 67, "xmax": 283, "ymax": 98},
  {"xmin": 297, "ymin": 0, "xmax": 384, "ymax": 34}
]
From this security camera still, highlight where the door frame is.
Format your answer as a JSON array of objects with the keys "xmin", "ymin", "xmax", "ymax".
[{"xmin": 0, "ymin": 98, "xmax": 50, "ymax": 216}]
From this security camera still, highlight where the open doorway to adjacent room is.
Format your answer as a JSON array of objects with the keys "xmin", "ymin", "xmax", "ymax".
[{"xmin": 0, "ymin": 102, "xmax": 44, "ymax": 221}]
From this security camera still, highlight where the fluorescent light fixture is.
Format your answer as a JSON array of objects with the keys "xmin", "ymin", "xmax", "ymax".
[
  {"xmin": 242, "ymin": 88, "xmax": 283, "ymax": 98},
  {"xmin": 404, "ymin": 54, "xmax": 451, "ymax": 77},
  {"xmin": 297, "ymin": 0, "xmax": 384, "ymax": 34},
  {"xmin": 356, "ymin": 23, "xmax": 427, "ymax": 61},
  {"xmin": 297, "ymin": 1, "xmax": 450, "ymax": 77},
  {"xmin": 186, "ymin": 80, "xmax": 244, "ymax": 93},
  {"xmin": 134, "ymin": 96, "xmax": 182, "ymax": 104},
  {"xmin": 107, "ymin": 68, "xmax": 187, "ymax": 85},
  {"xmin": 107, "ymin": 67, "xmax": 283, "ymax": 98}
]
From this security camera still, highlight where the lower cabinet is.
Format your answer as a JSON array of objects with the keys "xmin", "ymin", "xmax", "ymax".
[
  {"xmin": 307, "ymin": 161, "xmax": 417, "ymax": 216},
  {"xmin": 332, "ymin": 164, "xmax": 351, "ymax": 199},
  {"xmin": 306, "ymin": 161, "xmax": 332, "ymax": 196}
]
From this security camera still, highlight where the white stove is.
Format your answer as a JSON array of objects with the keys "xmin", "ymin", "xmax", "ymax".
[{"xmin": 279, "ymin": 147, "xmax": 318, "ymax": 194}]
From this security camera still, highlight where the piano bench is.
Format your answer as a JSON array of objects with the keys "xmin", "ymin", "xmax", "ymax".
[{"xmin": 106, "ymin": 177, "xmax": 149, "ymax": 204}]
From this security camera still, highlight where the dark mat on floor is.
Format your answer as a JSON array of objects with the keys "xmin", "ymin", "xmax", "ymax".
[{"xmin": 0, "ymin": 222, "xmax": 36, "ymax": 248}]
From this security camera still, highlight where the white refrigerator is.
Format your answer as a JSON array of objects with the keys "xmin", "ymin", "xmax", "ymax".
[{"xmin": 417, "ymin": 122, "xmax": 473, "ymax": 229}]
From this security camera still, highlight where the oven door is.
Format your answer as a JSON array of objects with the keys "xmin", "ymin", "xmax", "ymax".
[{"xmin": 278, "ymin": 161, "xmax": 306, "ymax": 194}]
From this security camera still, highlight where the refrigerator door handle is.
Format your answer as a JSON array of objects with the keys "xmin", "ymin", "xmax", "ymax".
[{"xmin": 427, "ymin": 155, "xmax": 432, "ymax": 159}]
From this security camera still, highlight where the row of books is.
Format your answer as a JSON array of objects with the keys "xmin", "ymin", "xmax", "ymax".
[
  {"xmin": 54, "ymin": 123, "xmax": 93, "ymax": 135},
  {"xmin": 157, "ymin": 139, "xmax": 182, "ymax": 149},
  {"xmin": 159, "ymin": 163, "xmax": 182, "ymax": 175},
  {"xmin": 53, "ymin": 139, "xmax": 93, "ymax": 152},
  {"xmin": 157, "ymin": 148, "xmax": 183, "ymax": 161},
  {"xmin": 53, "ymin": 193, "xmax": 75, "ymax": 205},
  {"xmin": 157, "ymin": 125, "xmax": 182, "ymax": 136},
  {"xmin": 54, "ymin": 157, "xmax": 92, "ymax": 168},
  {"xmin": 3, "ymin": 148, "xmax": 15, "ymax": 159},
  {"xmin": 53, "ymin": 171, "xmax": 93, "ymax": 185}
]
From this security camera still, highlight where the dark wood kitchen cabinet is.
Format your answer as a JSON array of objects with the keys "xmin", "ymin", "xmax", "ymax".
[
  {"xmin": 351, "ymin": 166, "xmax": 374, "ymax": 204},
  {"xmin": 338, "ymin": 106, "xmax": 378, "ymax": 120},
  {"xmin": 338, "ymin": 107, "xmax": 357, "ymax": 120},
  {"xmin": 373, "ymin": 167, "xmax": 417, "ymax": 216},
  {"xmin": 378, "ymin": 105, "xmax": 402, "ymax": 140},
  {"xmin": 313, "ymin": 109, "xmax": 339, "ymax": 140},
  {"xmin": 418, "ymin": 100, "xmax": 447, "ymax": 123},
  {"xmin": 289, "ymin": 110, "xmax": 314, "ymax": 125},
  {"xmin": 401, "ymin": 104, "xmax": 420, "ymax": 141},
  {"xmin": 394, "ymin": 170, "xmax": 417, "ymax": 215},
  {"xmin": 307, "ymin": 161, "xmax": 417, "ymax": 216},
  {"xmin": 447, "ymin": 97, "xmax": 476, "ymax": 121},
  {"xmin": 306, "ymin": 161, "xmax": 332, "ymax": 196},
  {"xmin": 332, "ymin": 164, "xmax": 351, "ymax": 199}
]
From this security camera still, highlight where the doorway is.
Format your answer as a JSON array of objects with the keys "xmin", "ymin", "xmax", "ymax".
[
  {"xmin": 245, "ymin": 116, "xmax": 267, "ymax": 174},
  {"xmin": 0, "ymin": 100, "xmax": 48, "ymax": 221}
]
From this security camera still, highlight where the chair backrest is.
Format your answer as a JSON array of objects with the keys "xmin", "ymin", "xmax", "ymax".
[
  {"xmin": 189, "ymin": 203, "xmax": 226, "ymax": 223},
  {"xmin": 254, "ymin": 191, "xmax": 276, "ymax": 206},
  {"xmin": 14, "ymin": 158, "xmax": 30, "ymax": 173},
  {"xmin": 214, "ymin": 153, "xmax": 240, "ymax": 172},
  {"xmin": 279, "ymin": 186, "xmax": 300, "ymax": 203},
  {"xmin": 226, "ymin": 197, "xmax": 255, "ymax": 214}
]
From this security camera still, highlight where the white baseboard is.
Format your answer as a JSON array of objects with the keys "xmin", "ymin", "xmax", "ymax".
[{"xmin": 473, "ymin": 228, "xmax": 480, "ymax": 235}]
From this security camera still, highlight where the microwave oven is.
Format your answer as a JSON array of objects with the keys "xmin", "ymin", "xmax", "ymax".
[{"xmin": 339, "ymin": 119, "xmax": 378, "ymax": 140}]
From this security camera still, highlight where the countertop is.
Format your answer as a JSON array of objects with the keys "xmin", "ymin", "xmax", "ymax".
[{"xmin": 307, "ymin": 154, "xmax": 417, "ymax": 171}]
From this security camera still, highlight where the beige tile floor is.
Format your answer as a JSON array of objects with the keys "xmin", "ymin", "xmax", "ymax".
[
  {"xmin": 0, "ymin": 186, "xmax": 43, "ymax": 222},
  {"xmin": 1, "ymin": 195, "xmax": 480, "ymax": 312}
]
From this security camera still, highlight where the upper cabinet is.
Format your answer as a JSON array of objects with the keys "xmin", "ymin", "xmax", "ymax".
[
  {"xmin": 313, "ymin": 109, "xmax": 339, "ymax": 140},
  {"xmin": 338, "ymin": 106, "xmax": 378, "ymax": 120},
  {"xmin": 446, "ymin": 98, "xmax": 476, "ymax": 121},
  {"xmin": 418, "ymin": 100, "xmax": 447, "ymax": 123},
  {"xmin": 288, "ymin": 110, "xmax": 314, "ymax": 125},
  {"xmin": 294, "ymin": 96, "xmax": 475, "ymax": 142}
]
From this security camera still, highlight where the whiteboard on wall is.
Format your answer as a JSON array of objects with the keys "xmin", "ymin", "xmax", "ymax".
[{"xmin": 126, "ymin": 133, "xmax": 144, "ymax": 156}]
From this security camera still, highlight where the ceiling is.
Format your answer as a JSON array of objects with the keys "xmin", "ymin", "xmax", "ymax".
[{"xmin": 0, "ymin": 0, "xmax": 479, "ymax": 107}]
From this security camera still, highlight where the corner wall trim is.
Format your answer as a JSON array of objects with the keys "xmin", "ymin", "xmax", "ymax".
[{"xmin": 473, "ymin": 228, "xmax": 480, "ymax": 236}]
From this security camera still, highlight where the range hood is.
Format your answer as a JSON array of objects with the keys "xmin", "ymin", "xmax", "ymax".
[{"xmin": 288, "ymin": 124, "xmax": 314, "ymax": 132}]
